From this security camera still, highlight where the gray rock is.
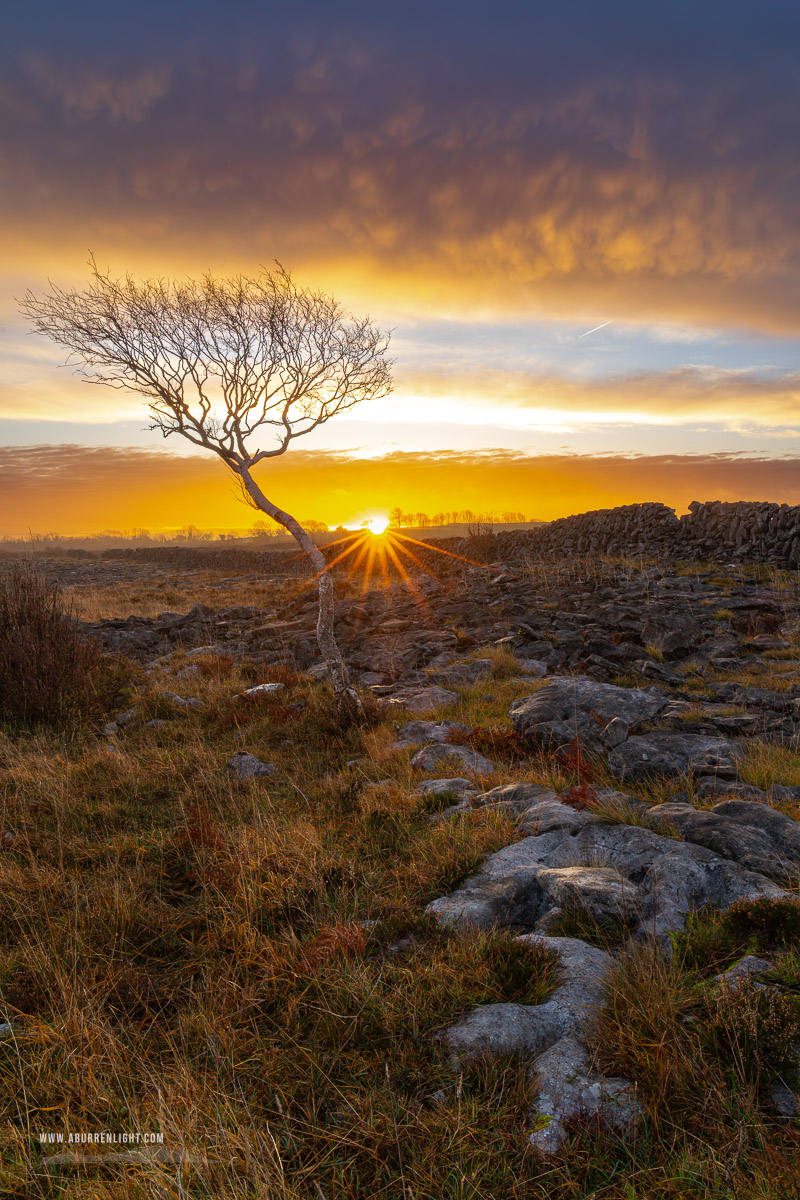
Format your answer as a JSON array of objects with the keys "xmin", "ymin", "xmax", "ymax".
[
  {"xmin": 770, "ymin": 1081, "xmax": 799, "ymax": 1120},
  {"xmin": 395, "ymin": 720, "xmax": 472, "ymax": 747},
  {"xmin": 509, "ymin": 677, "xmax": 668, "ymax": 754},
  {"xmin": 174, "ymin": 665, "xmax": 200, "ymax": 679},
  {"xmin": 608, "ymin": 733, "xmax": 744, "ymax": 780},
  {"xmin": 410, "ymin": 743, "xmax": 495, "ymax": 775},
  {"xmin": 160, "ymin": 692, "xmax": 203, "ymax": 710},
  {"xmin": 534, "ymin": 866, "xmax": 642, "ymax": 924},
  {"xmin": 444, "ymin": 936, "xmax": 614, "ymax": 1060},
  {"xmin": 695, "ymin": 776, "xmax": 800, "ymax": 806},
  {"xmin": 513, "ymin": 658, "xmax": 548, "ymax": 678},
  {"xmin": 414, "ymin": 778, "xmax": 479, "ymax": 798},
  {"xmin": 426, "ymin": 819, "xmax": 787, "ymax": 944},
  {"xmin": 240, "ymin": 682, "xmax": 286, "ymax": 697},
  {"xmin": 599, "ymin": 717, "xmax": 629, "ymax": 749},
  {"xmin": 145, "ymin": 719, "xmax": 170, "ymax": 729},
  {"xmin": 115, "ymin": 707, "xmax": 138, "ymax": 726},
  {"xmin": 226, "ymin": 752, "xmax": 278, "ymax": 780},
  {"xmin": 428, "ymin": 659, "xmax": 494, "ymax": 688},
  {"xmin": 644, "ymin": 799, "xmax": 800, "ymax": 878},
  {"xmin": 715, "ymin": 955, "xmax": 773, "ymax": 988},
  {"xmin": 386, "ymin": 686, "xmax": 459, "ymax": 716},
  {"xmin": 529, "ymin": 1035, "xmax": 643, "ymax": 1154}
]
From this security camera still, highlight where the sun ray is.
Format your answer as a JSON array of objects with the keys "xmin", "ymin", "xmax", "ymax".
[
  {"xmin": 393, "ymin": 531, "xmax": 490, "ymax": 571},
  {"xmin": 383, "ymin": 536, "xmax": 434, "ymax": 620}
]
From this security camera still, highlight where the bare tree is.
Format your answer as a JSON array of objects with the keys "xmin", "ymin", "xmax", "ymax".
[{"xmin": 20, "ymin": 260, "xmax": 393, "ymax": 716}]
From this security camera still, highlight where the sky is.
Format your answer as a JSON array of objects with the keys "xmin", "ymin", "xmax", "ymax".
[{"xmin": 2, "ymin": 0, "xmax": 799, "ymax": 533}]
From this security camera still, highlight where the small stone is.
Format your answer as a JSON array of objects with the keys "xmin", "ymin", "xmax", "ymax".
[
  {"xmin": 599, "ymin": 717, "xmax": 629, "ymax": 749},
  {"xmin": 160, "ymin": 692, "xmax": 203, "ymax": 709},
  {"xmin": 715, "ymin": 955, "xmax": 773, "ymax": 988},
  {"xmin": 514, "ymin": 658, "xmax": 548, "ymax": 678},
  {"xmin": 395, "ymin": 720, "xmax": 472, "ymax": 747},
  {"xmin": 770, "ymin": 1081, "xmax": 799, "ymax": 1120},
  {"xmin": 240, "ymin": 682, "xmax": 286, "ymax": 697},
  {"xmin": 414, "ymin": 778, "xmax": 479, "ymax": 798},
  {"xmin": 226, "ymin": 752, "xmax": 278, "ymax": 780},
  {"xmin": 115, "ymin": 707, "xmax": 137, "ymax": 726},
  {"xmin": 145, "ymin": 719, "xmax": 170, "ymax": 729},
  {"xmin": 411, "ymin": 743, "xmax": 494, "ymax": 775}
]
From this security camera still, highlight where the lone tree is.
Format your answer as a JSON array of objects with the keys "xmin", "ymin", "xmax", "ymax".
[{"xmin": 20, "ymin": 261, "xmax": 393, "ymax": 715}]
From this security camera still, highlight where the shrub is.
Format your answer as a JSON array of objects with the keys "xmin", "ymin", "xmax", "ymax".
[{"xmin": 0, "ymin": 563, "xmax": 113, "ymax": 725}]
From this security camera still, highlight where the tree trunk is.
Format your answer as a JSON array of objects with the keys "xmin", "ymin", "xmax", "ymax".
[{"xmin": 238, "ymin": 466, "xmax": 363, "ymax": 719}]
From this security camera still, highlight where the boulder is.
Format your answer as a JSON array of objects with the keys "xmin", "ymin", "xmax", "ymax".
[
  {"xmin": 444, "ymin": 936, "xmax": 614, "ymax": 1060},
  {"xmin": 428, "ymin": 659, "xmax": 494, "ymax": 688},
  {"xmin": 608, "ymin": 732, "xmax": 743, "ymax": 780},
  {"xmin": 426, "ymin": 818, "xmax": 787, "ymax": 943},
  {"xmin": 534, "ymin": 866, "xmax": 642, "ymax": 924},
  {"xmin": 509, "ymin": 677, "xmax": 668, "ymax": 754},
  {"xmin": 386, "ymin": 686, "xmax": 458, "ymax": 716},
  {"xmin": 413, "ymin": 778, "xmax": 479, "ymax": 798},
  {"xmin": 644, "ymin": 799, "xmax": 800, "ymax": 878}
]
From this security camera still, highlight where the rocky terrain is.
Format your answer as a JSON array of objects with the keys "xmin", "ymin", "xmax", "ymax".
[
  {"xmin": 59, "ymin": 530, "xmax": 800, "ymax": 1148},
  {"xmin": 3, "ymin": 509, "xmax": 800, "ymax": 1192}
]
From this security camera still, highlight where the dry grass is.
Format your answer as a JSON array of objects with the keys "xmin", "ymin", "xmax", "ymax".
[{"xmin": 2, "ymin": 560, "xmax": 800, "ymax": 1196}]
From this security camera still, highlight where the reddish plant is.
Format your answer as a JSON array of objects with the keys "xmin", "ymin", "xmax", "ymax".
[
  {"xmin": 303, "ymin": 921, "xmax": 368, "ymax": 968},
  {"xmin": 447, "ymin": 723, "xmax": 531, "ymax": 763},
  {"xmin": 557, "ymin": 736, "xmax": 597, "ymax": 783},
  {"xmin": 561, "ymin": 782, "xmax": 599, "ymax": 810},
  {"xmin": 174, "ymin": 803, "xmax": 227, "ymax": 853}
]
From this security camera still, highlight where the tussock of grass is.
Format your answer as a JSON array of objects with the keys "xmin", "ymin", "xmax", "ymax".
[{"xmin": 740, "ymin": 741, "xmax": 800, "ymax": 791}]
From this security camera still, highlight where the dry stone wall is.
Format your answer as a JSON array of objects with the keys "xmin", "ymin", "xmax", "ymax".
[{"xmin": 450, "ymin": 500, "xmax": 800, "ymax": 568}]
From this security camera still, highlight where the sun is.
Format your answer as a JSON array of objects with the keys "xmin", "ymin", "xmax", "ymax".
[{"xmin": 366, "ymin": 516, "xmax": 389, "ymax": 536}]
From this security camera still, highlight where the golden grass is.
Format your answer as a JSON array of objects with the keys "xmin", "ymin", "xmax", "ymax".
[{"xmin": 3, "ymin": 558, "xmax": 800, "ymax": 1195}]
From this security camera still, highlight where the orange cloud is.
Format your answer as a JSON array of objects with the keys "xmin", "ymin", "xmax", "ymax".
[
  {"xmin": 4, "ymin": 443, "xmax": 800, "ymax": 536},
  {"xmin": 2, "ymin": 56, "xmax": 800, "ymax": 334}
]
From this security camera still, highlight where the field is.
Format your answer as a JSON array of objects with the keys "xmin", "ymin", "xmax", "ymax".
[{"xmin": 1, "ymin": 549, "xmax": 800, "ymax": 1198}]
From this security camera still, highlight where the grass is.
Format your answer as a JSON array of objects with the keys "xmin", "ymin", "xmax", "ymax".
[{"xmin": 3, "ymin": 558, "xmax": 800, "ymax": 1196}]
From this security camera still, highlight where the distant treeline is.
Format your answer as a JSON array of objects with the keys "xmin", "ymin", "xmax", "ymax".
[{"xmin": 1, "ymin": 512, "xmax": 538, "ymax": 555}]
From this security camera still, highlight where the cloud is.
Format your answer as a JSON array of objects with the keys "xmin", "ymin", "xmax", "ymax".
[
  {"xmin": 4, "ymin": 442, "xmax": 800, "ymax": 535},
  {"xmin": 399, "ymin": 365, "xmax": 800, "ymax": 424},
  {"xmin": 25, "ymin": 55, "xmax": 170, "ymax": 121},
  {"xmin": 2, "ymin": 6, "xmax": 800, "ymax": 334}
]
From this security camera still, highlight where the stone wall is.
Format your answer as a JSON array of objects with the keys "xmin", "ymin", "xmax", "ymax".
[{"xmin": 455, "ymin": 500, "xmax": 800, "ymax": 567}]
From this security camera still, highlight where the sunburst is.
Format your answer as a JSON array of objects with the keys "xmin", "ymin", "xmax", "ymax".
[{"xmin": 287, "ymin": 525, "xmax": 490, "ymax": 619}]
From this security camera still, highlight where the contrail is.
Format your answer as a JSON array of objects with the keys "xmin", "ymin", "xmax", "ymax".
[{"xmin": 578, "ymin": 320, "xmax": 612, "ymax": 338}]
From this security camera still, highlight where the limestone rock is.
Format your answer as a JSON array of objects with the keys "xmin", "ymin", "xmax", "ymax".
[
  {"xmin": 534, "ymin": 866, "xmax": 642, "ymax": 924},
  {"xmin": 644, "ymin": 799, "xmax": 800, "ymax": 878},
  {"xmin": 414, "ymin": 777, "xmax": 479, "ymax": 798},
  {"xmin": 444, "ymin": 936, "xmax": 614, "ymax": 1060},
  {"xmin": 395, "ymin": 720, "xmax": 471, "ymax": 747},
  {"xmin": 226, "ymin": 752, "xmax": 277, "ymax": 780},
  {"xmin": 410, "ymin": 743, "xmax": 494, "ymax": 775},
  {"xmin": 509, "ymin": 677, "xmax": 668, "ymax": 754},
  {"xmin": 387, "ymin": 685, "xmax": 459, "ymax": 716},
  {"xmin": 608, "ymin": 732, "xmax": 743, "ymax": 780},
  {"xmin": 428, "ymin": 659, "xmax": 494, "ymax": 688},
  {"xmin": 529, "ymin": 1035, "xmax": 642, "ymax": 1154}
]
